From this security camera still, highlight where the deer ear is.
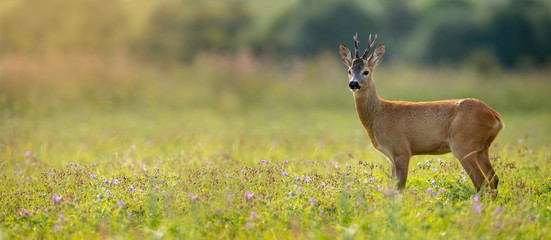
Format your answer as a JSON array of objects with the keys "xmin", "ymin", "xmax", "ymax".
[
  {"xmin": 369, "ymin": 44, "xmax": 385, "ymax": 67},
  {"xmin": 339, "ymin": 44, "xmax": 353, "ymax": 67}
]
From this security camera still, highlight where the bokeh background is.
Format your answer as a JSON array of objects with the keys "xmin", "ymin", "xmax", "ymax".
[{"xmin": 1, "ymin": 0, "xmax": 551, "ymax": 154}]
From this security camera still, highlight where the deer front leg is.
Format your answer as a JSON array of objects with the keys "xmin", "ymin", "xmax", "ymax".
[{"xmin": 392, "ymin": 154, "xmax": 411, "ymax": 190}]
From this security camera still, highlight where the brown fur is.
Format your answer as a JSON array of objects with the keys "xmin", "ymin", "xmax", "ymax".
[{"xmin": 339, "ymin": 38, "xmax": 503, "ymax": 192}]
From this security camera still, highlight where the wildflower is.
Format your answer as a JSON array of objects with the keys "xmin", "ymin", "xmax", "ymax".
[
  {"xmin": 439, "ymin": 188, "xmax": 444, "ymax": 194},
  {"xmin": 267, "ymin": 195, "xmax": 271, "ymax": 199},
  {"xmin": 118, "ymin": 201, "xmax": 125, "ymax": 207},
  {"xmin": 297, "ymin": 177, "xmax": 301, "ymax": 181},
  {"xmin": 159, "ymin": 159, "xmax": 163, "ymax": 163},
  {"xmin": 418, "ymin": 162, "xmax": 422, "ymax": 167},
  {"xmin": 106, "ymin": 190, "xmax": 110, "ymax": 195},
  {"xmin": 474, "ymin": 194, "xmax": 479, "ymax": 202},
  {"xmin": 247, "ymin": 222, "xmax": 252, "ymax": 228},
  {"xmin": 261, "ymin": 160, "xmax": 268, "ymax": 164},
  {"xmin": 518, "ymin": 139, "xmax": 523, "ymax": 145},
  {"xmin": 495, "ymin": 221, "xmax": 501, "ymax": 228},
  {"xmin": 130, "ymin": 186, "xmax": 134, "ymax": 191},
  {"xmin": 462, "ymin": 177, "xmax": 467, "ymax": 183},
  {"xmin": 245, "ymin": 191, "xmax": 253, "ymax": 200},
  {"xmin": 24, "ymin": 211, "xmax": 29, "ymax": 217},
  {"xmin": 75, "ymin": 198, "xmax": 79, "ymax": 202},
  {"xmin": 134, "ymin": 173, "xmax": 137, "ymax": 178},
  {"xmin": 308, "ymin": 160, "xmax": 313, "ymax": 164},
  {"xmin": 326, "ymin": 170, "xmax": 329, "ymax": 175},
  {"xmin": 298, "ymin": 187, "xmax": 302, "ymax": 192},
  {"xmin": 427, "ymin": 187, "xmax": 432, "ymax": 193},
  {"xmin": 284, "ymin": 160, "xmax": 288, "ymax": 164},
  {"xmin": 320, "ymin": 210, "xmax": 324, "ymax": 216},
  {"xmin": 154, "ymin": 166, "xmax": 158, "ymax": 171},
  {"xmin": 59, "ymin": 214, "xmax": 65, "ymax": 221},
  {"xmin": 92, "ymin": 162, "xmax": 96, "ymax": 166},
  {"xmin": 474, "ymin": 203, "xmax": 483, "ymax": 213},
  {"xmin": 226, "ymin": 173, "xmax": 230, "ymax": 178},
  {"xmin": 352, "ymin": 177, "xmax": 357, "ymax": 182},
  {"xmin": 90, "ymin": 173, "xmax": 95, "ymax": 179},
  {"xmin": 205, "ymin": 162, "xmax": 212, "ymax": 167},
  {"xmin": 431, "ymin": 180, "xmax": 437, "ymax": 185},
  {"xmin": 282, "ymin": 171, "xmax": 287, "ymax": 176},
  {"xmin": 55, "ymin": 225, "xmax": 60, "ymax": 231},
  {"xmin": 425, "ymin": 160, "xmax": 430, "ymax": 167},
  {"xmin": 25, "ymin": 150, "xmax": 31, "ymax": 157},
  {"xmin": 305, "ymin": 176, "xmax": 311, "ymax": 183},
  {"xmin": 99, "ymin": 195, "xmax": 104, "ymax": 199},
  {"xmin": 371, "ymin": 206, "xmax": 375, "ymax": 210},
  {"xmin": 359, "ymin": 198, "xmax": 365, "ymax": 203},
  {"xmin": 437, "ymin": 157, "xmax": 442, "ymax": 162},
  {"xmin": 189, "ymin": 193, "xmax": 198, "ymax": 201},
  {"xmin": 54, "ymin": 194, "xmax": 61, "ymax": 203},
  {"xmin": 70, "ymin": 163, "xmax": 76, "ymax": 167},
  {"xmin": 128, "ymin": 213, "xmax": 133, "ymax": 218},
  {"xmin": 370, "ymin": 178, "xmax": 376, "ymax": 182},
  {"xmin": 251, "ymin": 211, "xmax": 257, "ymax": 218},
  {"xmin": 322, "ymin": 183, "xmax": 326, "ymax": 189},
  {"xmin": 114, "ymin": 179, "xmax": 119, "ymax": 185},
  {"xmin": 334, "ymin": 163, "xmax": 339, "ymax": 169},
  {"xmin": 154, "ymin": 186, "xmax": 159, "ymax": 191},
  {"xmin": 346, "ymin": 163, "xmax": 350, "ymax": 168},
  {"xmin": 160, "ymin": 180, "xmax": 165, "ymax": 185},
  {"xmin": 142, "ymin": 166, "xmax": 147, "ymax": 172},
  {"xmin": 432, "ymin": 168, "xmax": 438, "ymax": 172},
  {"xmin": 346, "ymin": 183, "xmax": 351, "ymax": 188},
  {"xmin": 310, "ymin": 198, "xmax": 317, "ymax": 204},
  {"xmin": 461, "ymin": 170, "xmax": 466, "ymax": 175},
  {"xmin": 531, "ymin": 215, "xmax": 535, "ymax": 221},
  {"xmin": 105, "ymin": 180, "xmax": 110, "ymax": 184},
  {"xmin": 291, "ymin": 192, "xmax": 295, "ymax": 197},
  {"xmin": 131, "ymin": 144, "xmax": 136, "ymax": 150}
]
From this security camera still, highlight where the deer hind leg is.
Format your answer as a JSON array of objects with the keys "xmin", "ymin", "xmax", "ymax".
[
  {"xmin": 450, "ymin": 142, "xmax": 486, "ymax": 192},
  {"xmin": 477, "ymin": 147, "xmax": 499, "ymax": 190}
]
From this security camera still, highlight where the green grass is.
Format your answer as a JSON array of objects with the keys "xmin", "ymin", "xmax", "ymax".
[{"xmin": 1, "ymin": 53, "xmax": 550, "ymax": 238}]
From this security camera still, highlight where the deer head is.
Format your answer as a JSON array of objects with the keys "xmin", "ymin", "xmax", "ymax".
[{"xmin": 339, "ymin": 34, "xmax": 385, "ymax": 92}]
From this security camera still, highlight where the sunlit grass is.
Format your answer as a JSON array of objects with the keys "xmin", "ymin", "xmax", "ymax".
[{"xmin": 1, "ymin": 53, "xmax": 550, "ymax": 238}]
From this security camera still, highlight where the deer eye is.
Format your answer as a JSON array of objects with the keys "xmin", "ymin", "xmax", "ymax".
[{"xmin": 362, "ymin": 70, "xmax": 369, "ymax": 76}]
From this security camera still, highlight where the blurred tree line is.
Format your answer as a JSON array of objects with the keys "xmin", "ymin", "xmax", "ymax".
[{"xmin": 2, "ymin": 0, "xmax": 551, "ymax": 68}]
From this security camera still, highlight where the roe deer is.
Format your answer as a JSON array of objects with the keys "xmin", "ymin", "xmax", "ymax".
[{"xmin": 338, "ymin": 34, "xmax": 503, "ymax": 192}]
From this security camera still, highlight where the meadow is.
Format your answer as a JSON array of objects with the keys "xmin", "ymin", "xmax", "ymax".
[{"xmin": 1, "ymin": 52, "xmax": 551, "ymax": 239}]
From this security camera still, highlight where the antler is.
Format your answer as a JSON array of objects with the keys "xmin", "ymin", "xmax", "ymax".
[
  {"xmin": 353, "ymin": 33, "xmax": 360, "ymax": 58},
  {"xmin": 361, "ymin": 34, "xmax": 377, "ymax": 59}
]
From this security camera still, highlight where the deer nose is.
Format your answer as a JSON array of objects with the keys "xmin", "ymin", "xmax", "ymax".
[{"xmin": 349, "ymin": 81, "xmax": 360, "ymax": 90}]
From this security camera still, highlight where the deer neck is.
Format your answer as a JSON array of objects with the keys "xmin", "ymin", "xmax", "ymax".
[{"xmin": 353, "ymin": 82, "xmax": 382, "ymax": 135}]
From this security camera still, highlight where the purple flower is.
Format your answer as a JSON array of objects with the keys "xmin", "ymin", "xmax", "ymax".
[
  {"xmin": 189, "ymin": 193, "xmax": 198, "ymax": 201},
  {"xmin": 130, "ymin": 186, "xmax": 134, "ymax": 191},
  {"xmin": 346, "ymin": 183, "xmax": 351, "ymax": 188},
  {"xmin": 118, "ymin": 201, "xmax": 125, "ymax": 207},
  {"xmin": 346, "ymin": 163, "xmax": 350, "ymax": 168},
  {"xmin": 370, "ymin": 178, "xmax": 376, "ymax": 182},
  {"xmin": 55, "ymin": 224, "xmax": 60, "ymax": 231},
  {"xmin": 439, "ymin": 188, "xmax": 444, "ymax": 194},
  {"xmin": 531, "ymin": 215, "xmax": 535, "ymax": 221},
  {"xmin": 251, "ymin": 211, "xmax": 257, "ymax": 218},
  {"xmin": 308, "ymin": 160, "xmax": 313, "ymax": 165},
  {"xmin": 59, "ymin": 214, "xmax": 65, "ymax": 221},
  {"xmin": 105, "ymin": 180, "xmax": 110, "ymax": 184},
  {"xmin": 159, "ymin": 159, "xmax": 163, "ymax": 163},
  {"xmin": 437, "ymin": 157, "xmax": 442, "ymax": 163},
  {"xmin": 322, "ymin": 183, "xmax": 326, "ymax": 189},
  {"xmin": 320, "ymin": 210, "xmax": 324, "ymax": 216},
  {"xmin": 359, "ymin": 198, "xmax": 365, "ymax": 203},
  {"xmin": 427, "ymin": 187, "xmax": 432, "ymax": 193},
  {"xmin": 432, "ymin": 168, "xmax": 438, "ymax": 172},
  {"xmin": 114, "ymin": 179, "xmax": 119, "ymax": 185},
  {"xmin": 99, "ymin": 195, "xmax": 104, "ymax": 199},
  {"xmin": 326, "ymin": 170, "xmax": 329, "ymax": 175},
  {"xmin": 160, "ymin": 180, "xmax": 165, "ymax": 185},
  {"xmin": 352, "ymin": 177, "xmax": 357, "ymax": 182},
  {"xmin": 496, "ymin": 206, "xmax": 503, "ymax": 214},
  {"xmin": 245, "ymin": 191, "xmax": 253, "ymax": 200},
  {"xmin": 284, "ymin": 160, "xmax": 288, "ymax": 164},
  {"xmin": 131, "ymin": 144, "xmax": 136, "ymax": 150},
  {"xmin": 474, "ymin": 194, "xmax": 480, "ymax": 202},
  {"xmin": 70, "ymin": 163, "xmax": 76, "ymax": 167},
  {"xmin": 154, "ymin": 186, "xmax": 159, "ymax": 191},
  {"xmin": 474, "ymin": 203, "xmax": 483, "ymax": 213},
  {"xmin": 226, "ymin": 173, "xmax": 230, "ymax": 178},
  {"xmin": 310, "ymin": 198, "xmax": 317, "ymax": 204},
  {"xmin": 298, "ymin": 187, "xmax": 302, "ymax": 192},
  {"xmin": 282, "ymin": 171, "xmax": 287, "ymax": 176},
  {"xmin": 24, "ymin": 211, "xmax": 29, "ymax": 217},
  {"xmin": 461, "ymin": 170, "xmax": 466, "ymax": 175},
  {"xmin": 291, "ymin": 192, "xmax": 295, "ymax": 197},
  {"xmin": 425, "ymin": 161, "xmax": 430, "ymax": 167},
  {"xmin": 305, "ymin": 176, "xmax": 311, "ymax": 183},
  {"xmin": 54, "ymin": 194, "xmax": 61, "ymax": 203},
  {"xmin": 495, "ymin": 221, "xmax": 501, "ymax": 228},
  {"xmin": 334, "ymin": 163, "xmax": 339, "ymax": 169},
  {"xmin": 418, "ymin": 162, "xmax": 423, "ymax": 167},
  {"xmin": 142, "ymin": 166, "xmax": 147, "ymax": 171},
  {"xmin": 205, "ymin": 162, "xmax": 212, "ymax": 167},
  {"xmin": 462, "ymin": 177, "xmax": 467, "ymax": 183},
  {"xmin": 25, "ymin": 150, "xmax": 31, "ymax": 157},
  {"xmin": 134, "ymin": 173, "xmax": 137, "ymax": 178},
  {"xmin": 247, "ymin": 221, "xmax": 252, "ymax": 228},
  {"xmin": 431, "ymin": 180, "xmax": 437, "ymax": 185},
  {"xmin": 154, "ymin": 166, "xmax": 158, "ymax": 171},
  {"xmin": 518, "ymin": 139, "xmax": 523, "ymax": 145},
  {"xmin": 92, "ymin": 162, "xmax": 96, "ymax": 166},
  {"xmin": 261, "ymin": 160, "xmax": 268, "ymax": 164},
  {"xmin": 297, "ymin": 177, "xmax": 301, "ymax": 181},
  {"xmin": 90, "ymin": 173, "xmax": 95, "ymax": 179},
  {"xmin": 106, "ymin": 190, "xmax": 110, "ymax": 195}
]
